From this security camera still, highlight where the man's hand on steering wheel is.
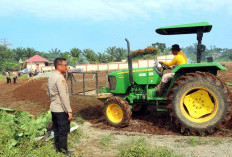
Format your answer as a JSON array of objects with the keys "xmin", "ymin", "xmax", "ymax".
[{"xmin": 159, "ymin": 61, "xmax": 171, "ymax": 70}]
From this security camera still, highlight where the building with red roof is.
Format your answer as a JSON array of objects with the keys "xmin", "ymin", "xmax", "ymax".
[{"xmin": 24, "ymin": 55, "xmax": 53, "ymax": 72}]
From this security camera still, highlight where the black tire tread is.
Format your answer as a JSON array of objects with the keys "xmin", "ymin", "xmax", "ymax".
[
  {"xmin": 168, "ymin": 72, "xmax": 232, "ymax": 135},
  {"xmin": 103, "ymin": 96, "xmax": 132, "ymax": 127}
]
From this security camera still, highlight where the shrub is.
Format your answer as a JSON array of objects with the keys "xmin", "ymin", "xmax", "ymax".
[{"xmin": 131, "ymin": 47, "xmax": 158, "ymax": 57}]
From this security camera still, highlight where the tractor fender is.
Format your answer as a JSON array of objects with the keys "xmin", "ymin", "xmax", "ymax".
[
  {"xmin": 166, "ymin": 62, "xmax": 226, "ymax": 94},
  {"xmin": 171, "ymin": 62, "xmax": 226, "ymax": 75}
]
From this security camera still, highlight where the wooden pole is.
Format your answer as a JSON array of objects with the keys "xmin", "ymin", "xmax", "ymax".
[
  {"xmin": 83, "ymin": 73, "xmax": 85, "ymax": 96},
  {"xmin": 96, "ymin": 71, "xmax": 98, "ymax": 96}
]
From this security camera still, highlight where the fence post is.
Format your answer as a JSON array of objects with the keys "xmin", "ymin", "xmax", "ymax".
[
  {"xmin": 106, "ymin": 71, "xmax": 109, "ymax": 87},
  {"xmin": 96, "ymin": 71, "xmax": 98, "ymax": 96},
  {"xmin": 83, "ymin": 72, "xmax": 85, "ymax": 96},
  {"xmin": 70, "ymin": 73, "xmax": 73, "ymax": 95}
]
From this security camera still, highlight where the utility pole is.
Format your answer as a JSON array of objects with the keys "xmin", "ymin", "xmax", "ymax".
[{"xmin": 0, "ymin": 38, "xmax": 12, "ymax": 47}]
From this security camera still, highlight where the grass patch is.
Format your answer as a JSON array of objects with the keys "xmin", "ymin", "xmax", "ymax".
[
  {"xmin": 75, "ymin": 116, "xmax": 84, "ymax": 124},
  {"xmin": 1, "ymin": 140, "xmax": 66, "ymax": 157},
  {"xmin": 0, "ymin": 74, "xmax": 6, "ymax": 80},
  {"xmin": 188, "ymin": 137, "xmax": 209, "ymax": 146},
  {"xmin": 99, "ymin": 134, "xmax": 115, "ymax": 151},
  {"xmin": 213, "ymin": 138, "xmax": 224, "ymax": 145},
  {"xmin": 68, "ymin": 128, "xmax": 84, "ymax": 149},
  {"xmin": 118, "ymin": 137, "xmax": 185, "ymax": 157}
]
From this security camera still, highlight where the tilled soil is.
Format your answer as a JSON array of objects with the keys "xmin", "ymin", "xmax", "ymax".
[{"xmin": 0, "ymin": 63, "xmax": 232, "ymax": 136}]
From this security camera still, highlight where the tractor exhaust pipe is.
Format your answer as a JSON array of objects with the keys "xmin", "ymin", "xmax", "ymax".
[
  {"xmin": 196, "ymin": 30, "xmax": 206, "ymax": 63},
  {"xmin": 125, "ymin": 38, "xmax": 133, "ymax": 85}
]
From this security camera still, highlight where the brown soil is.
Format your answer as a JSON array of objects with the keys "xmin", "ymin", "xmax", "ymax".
[{"xmin": 0, "ymin": 63, "xmax": 232, "ymax": 136}]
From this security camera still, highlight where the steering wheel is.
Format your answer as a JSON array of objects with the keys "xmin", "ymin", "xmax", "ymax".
[
  {"xmin": 153, "ymin": 59, "xmax": 162, "ymax": 77},
  {"xmin": 153, "ymin": 59, "xmax": 173, "ymax": 77},
  {"xmin": 159, "ymin": 62, "xmax": 171, "ymax": 70}
]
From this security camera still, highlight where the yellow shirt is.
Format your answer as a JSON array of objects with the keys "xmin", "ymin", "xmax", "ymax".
[{"xmin": 163, "ymin": 51, "xmax": 188, "ymax": 66}]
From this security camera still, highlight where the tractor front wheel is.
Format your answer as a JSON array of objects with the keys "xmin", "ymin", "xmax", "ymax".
[
  {"xmin": 168, "ymin": 72, "xmax": 232, "ymax": 135},
  {"xmin": 103, "ymin": 96, "xmax": 132, "ymax": 127}
]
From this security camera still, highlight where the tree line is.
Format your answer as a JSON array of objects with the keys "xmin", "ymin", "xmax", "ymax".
[
  {"xmin": 0, "ymin": 42, "xmax": 231, "ymax": 71},
  {"xmin": 0, "ymin": 46, "xmax": 128, "ymax": 71}
]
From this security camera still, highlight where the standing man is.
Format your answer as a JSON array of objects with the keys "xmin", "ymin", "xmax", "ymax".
[
  {"xmin": 47, "ymin": 58, "xmax": 73, "ymax": 156},
  {"xmin": 13, "ymin": 70, "xmax": 18, "ymax": 84},
  {"xmin": 158, "ymin": 44, "xmax": 188, "ymax": 96},
  {"xmin": 6, "ymin": 71, "xmax": 11, "ymax": 83}
]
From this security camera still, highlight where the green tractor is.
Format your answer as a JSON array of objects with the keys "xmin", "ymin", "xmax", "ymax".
[{"xmin": 98, "ymin": 22, "xmax": 232, "ymax": 135}]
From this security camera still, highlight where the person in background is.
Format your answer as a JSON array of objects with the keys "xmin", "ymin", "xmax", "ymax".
[
  {"xmin": 47, "ymin": 58, "xmax": 73, "ymax": 156},
  {"xmin": 13, "ymin": 70, "xmax": 18, "ymax": 84},
  {"xmin": 34, "ymin": 69, "xmax": 37, "ymax": 75},
  {"xmin": 6, "ymin": 71, "xmax": 11, "ymax": 84},
  {"xmin": 66, "ymin": 67, "xmax": 72, "ymax": 80},
  {"xmin": 29, "ymin": 69, "xmax": 32, "ymax": 77}
]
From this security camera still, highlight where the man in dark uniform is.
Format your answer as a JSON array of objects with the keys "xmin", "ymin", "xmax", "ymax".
[{"xmin": 47, "ymin": 58, "xmax": 73, "ymax": 156}]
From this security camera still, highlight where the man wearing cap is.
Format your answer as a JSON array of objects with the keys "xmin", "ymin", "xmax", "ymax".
[
  {"xmin": 47, "ymin": 58, "xmax": 73, "ymax": 156},
  {"xmin": 158, "ymin": 44, "xmax": 188, "ymax": 96}
]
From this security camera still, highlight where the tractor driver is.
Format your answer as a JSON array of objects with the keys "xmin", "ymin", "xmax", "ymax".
[{"xmin": 158, "ymin": 44, "xmax": 188, "ymax": 96}]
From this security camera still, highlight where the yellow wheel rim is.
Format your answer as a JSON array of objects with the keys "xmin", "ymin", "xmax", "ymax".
[
  {"xmin": 180, "ymin": 87, "xmax": 218, "ymax": 123},
  {"xmin": 106, "ymin": 104, "xmax": 123, "ymax": 124}
]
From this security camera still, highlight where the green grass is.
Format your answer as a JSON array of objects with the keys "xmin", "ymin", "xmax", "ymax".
[
  {"xmin": 0, "ymin": 74, "xmax": 6, "ymax": 80},
  {"xmin": 75, "ymin": 116, "xmax": 84, "ymax": 124},
  {"xmin": 1, "ymin": 140, "xmax": 66, "ymax": 157},
  {"xmin": 1, "ymin": 126, "xmax": 83, "ymax": 157},
  {"xmin": 68, "ymin": 128, "xmax": 84, "ymax": 149},
  {"xmin": 213, "ymin": 138, "xmax": 223, "ymax": 145},
  {"xmin": 118, "ymin": 137, "xmax": 185, "ymax": 157},
  {"xmin": 188, "ymin": 137, "xmax": 209, "ymax": 146},
  {"xmin": 99, "ymin": 134, "xmax": 115, "ymax": 151}
]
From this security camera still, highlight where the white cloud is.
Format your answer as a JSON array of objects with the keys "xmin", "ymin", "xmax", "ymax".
[{"xmin": 0, "ymin": 0, "xmax": 231, "ymax": 21}]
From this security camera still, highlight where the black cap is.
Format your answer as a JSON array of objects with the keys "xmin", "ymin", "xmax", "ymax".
[{"xmin": 171, "ymin": 44, "xmax": 181, "ymax": 51}]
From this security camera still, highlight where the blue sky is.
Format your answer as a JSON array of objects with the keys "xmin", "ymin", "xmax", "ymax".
[{"xmin": 0, "ymin": 0, "xmax": 232, "ymax": 53}]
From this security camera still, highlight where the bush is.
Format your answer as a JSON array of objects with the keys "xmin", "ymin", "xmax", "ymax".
[
  {"xmin": 131, "ymin": 47, "xmax": 158, "ymax": 58},
  {"xmin": 0, "ymin": 110, "xmax": 58, "ymax": 156}
]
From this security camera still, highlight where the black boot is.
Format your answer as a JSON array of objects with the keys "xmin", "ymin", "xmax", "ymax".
[{"xmin": 58, "ymin": 134, "xmax": 73, "ymax": 156}]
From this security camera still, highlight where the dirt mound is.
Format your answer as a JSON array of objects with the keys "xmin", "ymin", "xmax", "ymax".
[{"xmin": 13, "ymin": 78, "xmax": 49, "ymax": 103}]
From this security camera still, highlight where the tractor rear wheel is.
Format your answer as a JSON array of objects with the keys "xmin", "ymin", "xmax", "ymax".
[
  {"xmin": 168, "ymin": 72, "xmax": 232, "ymax": 135},
  {"xmin": 103, "ymin": 96, "xmax": 132, "ymax": 127}
]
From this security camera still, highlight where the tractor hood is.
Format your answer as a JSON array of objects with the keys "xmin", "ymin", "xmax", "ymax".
[{"xmin": 156, "ymin": 22, "xmax": 212, "ymax": 35}]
